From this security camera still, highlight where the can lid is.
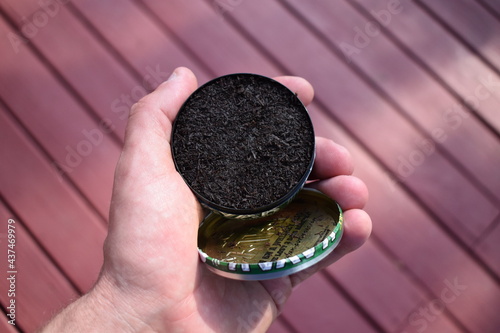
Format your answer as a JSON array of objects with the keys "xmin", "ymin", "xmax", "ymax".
[{"xmin": 197, "ymin": 188, "xmax": 343, "ymax": 280}]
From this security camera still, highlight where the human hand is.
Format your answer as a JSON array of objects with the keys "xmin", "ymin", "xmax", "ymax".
[{"xmin": 41, "ymin": 67, "xmax": 371, "ymax": 333}]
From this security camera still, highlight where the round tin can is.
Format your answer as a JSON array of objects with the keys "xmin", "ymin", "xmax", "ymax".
[
  {"xmin": 171, "ymin": 73, "xmax": 315, "ymax": 219},
  {"xmin": 197, "ymin": 189, "xmax": 343, "ymax": 280}
]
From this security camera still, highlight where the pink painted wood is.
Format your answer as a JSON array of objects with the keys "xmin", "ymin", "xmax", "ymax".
[{"xmin": 0, "ymin": 0, "xmax": 499, "ymax": 331}]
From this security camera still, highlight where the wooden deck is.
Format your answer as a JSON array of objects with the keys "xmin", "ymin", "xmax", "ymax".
[{"xmin": 0, "ymin": 0, "xmax": 499, "ymax": 332}]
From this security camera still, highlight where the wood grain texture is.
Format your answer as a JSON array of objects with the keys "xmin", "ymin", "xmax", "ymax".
[
  {"xmin": 0, "ymin": 17, "xmax": 119, "ymax": 220},
  {"xmin": 476, "ymin": 217, "xmax": 500, "ymax": 277},
  {"xmin": 0, "ymin": 313, "xmax": 20, "ymax": 333},
  {"xmin": 479, "ymin": 0, "xmax": 500, "ymax": 17},
  {"xmin": 281, "ymin": 274, "xmax": 378, "ymax": 333},
  {"xmin": 140, "ymin": 2, "xmax": 455, "ymax": 330},
  {"xmin": 224, "ymin": 0, "xmax": 499, "ymax": 250},
  {"xmin": 354, "ymin": 0, "xmax": 500, "ymax": 134},
  {"xmin": 141, "ymin": 0, "xmax": 281, "ymax": 78},
  {"xmin": 0, "ymin": 201, "xmax": 78, "ymax": 332},
  {"xmin": 286, "ymin": 0, "xmax": 500, "ymax": 204},
  {"xmin": 312, "ymin": 107, "xmax": 500, "ymax": 333},
  {"xmin": 72, "ymin": 0, "xmax": 212, "ymax": 84},
  {"xmin": 0, "ymin": 104, "xmax": 106, "ymax": 293},
  {"xmin": 420, "ymin": 0, "xmax": 500, "ymax": 71},
  {"xmin": 0, "ymin": 0, "xmax": 499, "ymax": 331}
]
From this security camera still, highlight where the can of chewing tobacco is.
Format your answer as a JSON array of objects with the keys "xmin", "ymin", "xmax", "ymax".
[{"xmin": 197, "ymin": 189, "xmax": 343, "ymax": 280}]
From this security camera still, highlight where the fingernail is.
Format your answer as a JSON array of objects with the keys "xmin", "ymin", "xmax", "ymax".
[{"xmin": 167, "ymin": 68, "xmax": 179, "ymax": 81}]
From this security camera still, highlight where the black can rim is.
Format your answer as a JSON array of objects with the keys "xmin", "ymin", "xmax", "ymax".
[{"xmin": 171, "ymin": 73, "xmax": 316, "ymax": 219}]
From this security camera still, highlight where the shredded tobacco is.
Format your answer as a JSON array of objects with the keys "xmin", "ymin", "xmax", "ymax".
[{"xmin": 172, "ymin": 74, "xmax": 314, "ymax": 210}]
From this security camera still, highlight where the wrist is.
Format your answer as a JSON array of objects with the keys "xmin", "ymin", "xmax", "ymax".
[{"xmin": 40, "ymin": 273, "xmax": 155, "ymax": 333}]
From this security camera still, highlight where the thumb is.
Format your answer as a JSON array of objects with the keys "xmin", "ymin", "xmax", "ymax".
[
  {"xmin": 116, "ymin": 67, "xmax": 198, "ymax": 183},
  {"xmin": 107, "ymin": 66, "xmax": 202, "ymax": 257}
]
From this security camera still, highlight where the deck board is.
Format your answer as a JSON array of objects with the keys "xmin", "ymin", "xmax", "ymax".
[
  {"xmin": 476, "ymin": 217, "xmax": 500, "ymax": 277},
  {"xmin": 0, "ymin": 312, "xmax": 20, "ymax": 333},
  {"xmin": 324, "ymin": 240, "xmax": 427, "ymax": 331},
  {"xmin": 397, "ymin": 307, "xmax": 464, "ymax": 333},
  {"xmin": 311, "ymin": 105, "xmax": 500, "ymax": 332},
  {"xmin": 480, "ymin": 0, "xmax": 500, "ymax": 17},
  {"xmin": 0, "ymin": 201, "xmax": 78, "ymax": 332},
  {"xmin": 267, "ymin": 318, "xmax": 292, "ymax": 333},
  {"xmin": 138, "ymin": 2, "xmax": 448, "ymax": 330},
  {"xmin": 224, "ymin": 0, "xmax": 499, "ymax": 248},
  {"xmin": 0, "ymin": 104, "xmax": 105, "ymax": 294},
  {"xmin": 2, "ymin": 0, "xmax": 138, "ymax": 141},
  {"xmin": 286, "ymin": 0, "xmax": 500, "ymax": 203},
  {"xmin": 280, "ymin": 274, "xmax": 378, "ymax": 333},
  {"xmin": 0, "ymin": 0, "xmax": 499, "ymax": 332},
  {"xmin": 419, "ymin": 0, "xmax": 500, "ymax": 72},
  {"xmin": 354, "ymin": 0, "xmax": 500, "ymax": 134},
  {"xmin": 71, "ymin": 0, "xmax": 212, "ymax": 85},
  {"xmin": 140, "ymin": 0, "xmax": 281, "ymax": 78},
  {"xmin": 0, "ymin": 17, "xmax": 119, "ymax": 219}
]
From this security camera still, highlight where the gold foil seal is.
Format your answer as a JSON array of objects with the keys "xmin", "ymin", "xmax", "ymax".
[{"xmin": 198, "ymin": 189, "xmax": 340, "ymax": 264}]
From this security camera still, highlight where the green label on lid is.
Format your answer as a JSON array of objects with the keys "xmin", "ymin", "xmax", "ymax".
[{"xmin": 197, "ymin": 189, "xmax": 343, "ymax": 280}]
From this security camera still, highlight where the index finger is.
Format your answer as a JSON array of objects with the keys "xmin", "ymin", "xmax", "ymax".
[{"xmin": 310, "ymin": 137, "xmax": 354, "ymax": 180}]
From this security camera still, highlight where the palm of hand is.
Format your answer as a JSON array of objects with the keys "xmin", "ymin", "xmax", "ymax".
[{"xmin": 99, "ymin": 68, "xmax": 370, "ymax": 332}]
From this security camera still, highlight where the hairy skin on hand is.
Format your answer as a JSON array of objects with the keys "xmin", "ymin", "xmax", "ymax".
[{"xmin": 40, "ymin": 67, "xmax": 371, "ymax": 333}]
